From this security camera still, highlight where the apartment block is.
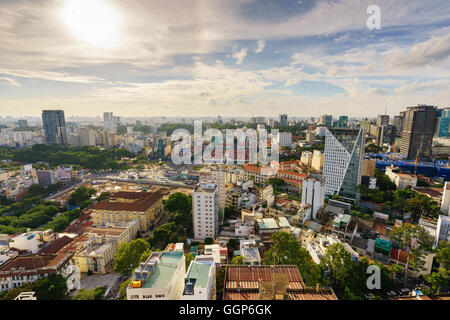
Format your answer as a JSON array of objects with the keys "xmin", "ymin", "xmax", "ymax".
[{"xmin": 193, "ymin": 183, "xmax": 219, "ymax": 240}]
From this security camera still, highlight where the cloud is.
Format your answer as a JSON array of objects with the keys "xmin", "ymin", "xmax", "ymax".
[
  {"xmin": 326, "ymin": 66, "xmax": 345, "ymax": 77},
  {"xmin": 389, "ymin": 33, "xmax": 450, "ymax": 69},
  {"xmin": 0, "ymin": 68, "xmax": 104, "ymax": 84},
  {"xmin": 394, "ymin": 80, "xmax": 450, "ymax": 94},
  {"xmin": 232, "ymin": 46, "xmax": 248, "ymax": 64},
  {"xmin": 255, "ymin": 40, "xmax": 265, "ymax": 53},
  {"xmin": 368, "ymin": 87, "xmax": 389, "ymax": 96},
  {"xmin": 0, "ymin": 77, "xmax": 20, "ymax": 86}
]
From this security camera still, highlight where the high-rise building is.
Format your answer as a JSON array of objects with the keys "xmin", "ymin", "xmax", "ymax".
[
  {"xmin": 306, "ymin": 130, "xmax": 316, "ymax": 144},
  {"xmin": 393, "ymin": 115, "xmax": 404, "ymax": 137},
  {"xmin": 323, "ymin": 127, "xmax": 365, "ymax": 202},
  {"xmin": 279, "ymin": 114, "xmax": 288, "ymax": 126},
  {"xmin": 301, "ymin": 174, "xmax": 325, "ymax": 220},
  {"xmin": 361, "ymin": 159, "xmax": 376, "ymax": 177},
  {"xmin": 319, "ymin": 114, "xmax": 332, "ymax": 127},
  {"xmin": 376, "ymin": 115, "xmax": 389, "ymax": 127},
  {"xmin": 375, "ymin": 125, "xmax": 396, "ymax": 146},
  {"xmin": 399, "ymin": 105, "xmax": 438, "ymax": 160},
  {"xmin": 337, "ymin": 116, "xmax": 348, "ymax": 128},
  {"xmin": 193, "ymin": 183, "xmax": 219, "ymax": 240},
  {"xmin": 440, "ymin": 182, "xmax": 450, "ymax": 215},
  {"xmin": 437, "ymin": 108, "xmax": 450, "ymax": 138},
  {"xmin": 78, "ymin": 127, "xmax": 96, "ymax": 146},
  {"xmin": 311, "ymin": 150, "xmax": 324, "ymax": 172},
  {"xmin": 199, "ymin": 170, "xmax": 225, "ymax": 216},
  {"xmin": 103, "ymin": 112, "xmax": 113, "ymax": 128},
  {"xmin": 436, "ymin": 215, "xmax": 450, "ymax": 245},
  {"xmin": 42, "ymin": 110, "xmax": 67, "ymax": 145}
]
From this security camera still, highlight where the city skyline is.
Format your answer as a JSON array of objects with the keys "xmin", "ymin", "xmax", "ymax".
[{"xmin": 0, "ymin": 0, "xmax": 449, "ymax": 118}]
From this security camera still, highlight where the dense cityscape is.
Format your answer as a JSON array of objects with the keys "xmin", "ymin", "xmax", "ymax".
[{"xmin": 0, "ymin": 108, "xmax": 449, "ymax": 301}]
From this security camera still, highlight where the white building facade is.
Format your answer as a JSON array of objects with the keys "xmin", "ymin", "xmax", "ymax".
[
  {"xmin": 301, "ymin": 174, "xmax": 326, "ymax": 220},
  {"xmin": 193, "ymin": 183, "xmax": 219, "ymax": 240}
]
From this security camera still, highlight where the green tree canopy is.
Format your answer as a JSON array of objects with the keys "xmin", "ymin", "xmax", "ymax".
[
  {"xmin": 390, "ymin": 224, "xmax": 434, "ymax": 287},
  {"xmin": 164, "ymin": 192, "xmax": 192, "ymax": 214},
  {"xmin": 33, "ymin": 274, "xmax": 68, "ymax": 300},
  {"xmin": 230, "ymin": 255, "xmax": 245, "ymax": 265},
  {"xmin": 113, "ymin": 239, "xmax": 151, "ymax": 275}
]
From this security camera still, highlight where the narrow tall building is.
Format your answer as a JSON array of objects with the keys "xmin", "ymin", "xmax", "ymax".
[
  {"xmin": 193, "ymin": 183, "xmax": 218, "ymax": 240},
  {"xmin": 279, "ymin": 114, "xmax": 288, "ymax": 126},
  {"xmin": 399, "ymin": 105, "xmax": 438, "ymax": 160},
  {"xmin": 199, "ymin": 170, "xmax": 225, "ymax": 217},
  {"xmin": 376, "ymin": 115, "xmax": 390, "ymax": 127},
  {"xmin": 42, "ymin": 110, "xmax": 67, "ymax": 145},
  {"xmin": 323, "ymin": 127, "xmax": 365, "ymax": 202},
  {"xmin": 301, "ymin": 174, "xmax": 325, "ymax": 220}
]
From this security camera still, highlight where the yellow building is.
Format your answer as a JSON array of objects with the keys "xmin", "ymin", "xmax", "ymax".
[
  {"xmin": 73, "ymin": 220, "xmax": 140, "ymax": 274},
  {"xmin": 361, "ymin": 159, "xmax": 376, "ymax": 177},
  {"xmin": 91, "ymin": 191, "xmax": 163, "ymax": 232}
]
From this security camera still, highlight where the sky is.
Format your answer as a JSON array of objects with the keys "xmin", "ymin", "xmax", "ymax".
[{"xmin": 0, "ymin": 0, "xmax": 449, "ymax": 118}]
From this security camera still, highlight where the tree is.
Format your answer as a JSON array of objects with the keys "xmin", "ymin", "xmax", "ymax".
[
  {"xmin": 321, "ymin": 243, "xmax": 353, "ymax": 288},
  {"xmin": 164, "ymin": 192, "xmax": 192, "ymax": 214},
  {"xmin": 267, "ymin": 177, "xmax": 286, "ymax": 188},
  {"xmin": 215, "ymin": 267, "xmax": 226, "ymax": 300},
  {"xmin": 390, "ymin": 224, "xmax": 434, "ymax": 288},
  {"xmin": 139, "ymin": 249, "xmax": 153, "ymax": 263},
  {"xmin": 26, "ymin": 184, "xmax": 47, "ymax": 197},
  {"xmin": 435, "ymin": 240, "xmax": 450, "ymax": 269},
  {"xmin": 73, "ymin": 286, "xmax": 107, "ymax": 300},
  {"xmin": 204, "ymin": 237, "xmax": 214, "ymax": 245},
  {"xmin": 185, "ymin": 253, "xmax": 194, "ymax": 270},
  {"xmin": 119, "ymin": 279, "xmax": 132, "ymax": 300},
  {"xmin": 263, "ymin": 232, "xmax": 324, "ymax": 285},
  {"xmin": 113, "ymin": 239, "xmax": 151, "ymax": 275},
  {"xmin": 33, "ymin": 274, "xmax": 68, "ymax": 300},
  {"xmin": 230, "ymin": 255, "xmax": 245, "ymax": 265},
  {"xmin": 425, "ymin": 268, "xmax": 449, "ymax": 295},
  {"xmin": 224, "ymin": 206, "xmax": 234, "ymax": 220},
  {"xmin": 227, "ymin": 238, "xmax": 238, "ymax": 251},
  {"xmin": 68, "ymin": 186, "xmax": 96, "ymax": 208},
  {"xmin": 148, "ymin": 222, "xmax": 179, "ymax": 249}
]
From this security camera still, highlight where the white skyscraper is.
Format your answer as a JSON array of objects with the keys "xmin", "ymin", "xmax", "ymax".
[
  {"xmin": 436, "ymin": 215, "xmax": 450, "ymax": 245},
  {"xmin": 301, "ymin": 174, "xmax": 326, "ymax": 220},
  {"xmin": 440, "ymin": 182, "xmax": 450, "ymax": 215},
  {"xmin": 200, "ymin": 170, "xmax": 225, "ymax": 216},
  {"xmin": 323, "ymin": 127, "xmax": 365, "ymax": 202},
  {"xmin": 193, "ymin": 183, "xmax": 219, "ymax": 240}
]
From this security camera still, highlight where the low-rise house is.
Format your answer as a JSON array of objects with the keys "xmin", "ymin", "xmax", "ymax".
[
  {"xmin": 127, "ymin": 250, "xmax": 186, "ymax": 300},
  {"xmin": 239, "ymin": 239, "xmax": 261, "ymax": 265},
  {"xmin": 223, "ymin": 265, "xmax": 337, "ymax": 300},
  {"xmin": 181, "ymin": 255, "xmax": 216, "ymax": 300},
  {"xmin": 385, "ymin": 166, "xmax": 417, "ymax": 189}
]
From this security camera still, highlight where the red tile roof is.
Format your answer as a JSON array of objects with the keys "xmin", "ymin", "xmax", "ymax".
[
  {"xmin": 91, "ymin": 191, "xmax": 162, "ymax": 212},
  {"xmin": 39, "ymin": 236, "xmax": 73, "ymax": 255}
]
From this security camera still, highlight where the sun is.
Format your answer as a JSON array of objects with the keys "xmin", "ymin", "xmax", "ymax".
[{"xmin": 60, "ymin": 0, "xmax": 121, "ymax": 48}]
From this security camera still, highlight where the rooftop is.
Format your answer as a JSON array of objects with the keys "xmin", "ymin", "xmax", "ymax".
[
  {"xmin": 185, "ymin": 261, "xmax": 213, "ymax": 289},
  {"xmin": 142, "ymin": 251, "xmax": 184, "ymax": 289},
  {"xmin": 91, "ymin": 191, "xmax": 162, "ymax": 212}
]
